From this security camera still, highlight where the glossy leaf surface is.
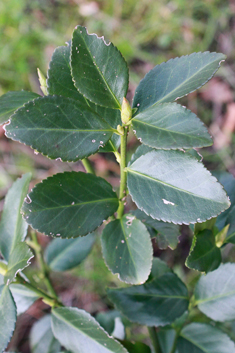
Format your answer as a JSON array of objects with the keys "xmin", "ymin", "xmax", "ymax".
[
  {"xmin": 71, "ymin": 26, "xmax": 129, "ymax": 109},
  {"xmin": 0, "ymin": 285, "xmax": 17, "ymax": 352},
  {"xmin": 101, "ymin": 214, "xmax": 153, "ymax": 284},
  {"xmin": 127, "ymin": 150, "xmax": 230, "ymax": 224},
  {"xmin": 10, "ymin": 284, "xmax": 39, "ymax": 316},
  {"xmin": 22, "ymin": 172, "xmax": 119, "ymax": 238},
  {"xmin": 194, "ymin": 263, "xmax": 235, "ymax": 321},
  {"xmin": 0, "ymin": 91, "xmax": 40, "ymax": 124},
  {"xmin": 5, "ymin": 243, "xmax": 33, "ymax": 284},
  {"xmin": 133, "ymin": 52, "xmax": 225, "ymax": 112},
  {"xmin": 176, "ymin": 323, "xmax": 235, "ymax": 353},
  {"xmin": 132, "ymin": 209, "xmax": 180, "ymax": 249},
  {"xmin": 5, "ymin": 96, "xmax": 113, "ymax": 162},
  {"xmin": 107, "ymin": 272, "xmax": 189, "ymax": 326},
  {"xmin": 0, "ymin": 173, "xmax": 31, "ymax": 261},
  {"xmin": 186, "ymin": 230, "xmax": 221, "ymax": 272},
  {"xmin": 51, "ymin": 307, "xmax": 128, "ymax": 353},
  {"xmin": 30, "ymin": 315, "xmax": 60, "ymax": 353},
  {"xmin": 132, "ymin": 103, "xmax": 212, "ymax": 149},
  {"xmin": 45, "ymin": 233, "xmax": 95, "ymax": 271}
]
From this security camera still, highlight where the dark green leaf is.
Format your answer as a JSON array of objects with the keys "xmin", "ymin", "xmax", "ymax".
[
  {"xmin": 0, "ymin": 285, "xmax": 17, "ymax": 352},
  {"xmin": 121, "ymin": 341, "xmax": 151, "ymax": 353},
  {"xmin": 157, "ymin": 329, "xmax": 176, "ymax": 353},
  {"xmin": 5, "ymin": 96, "xmax": 114, "ymax": 162},
  {"xmin": 132, "ymin": 209, "xmax": 180, "ymax": 249},
  {"xmin": 176, "ymin": 323, "xmax": 235, "ymax": 353},
  {"xmin": 133, "ymin": 52, "xmax": 225, "ymax": 113},
  {"xmin": 47, "ymin": 42, "xmax": 121, "ymax": 152},
  {"xmin": 30, "ymin": 315, "xmax": 60, "ymax": 353},
  {"xmin": 0, "ymin": 173, "xmax": 31, "ymax": 261},
  {"xmin": 127, "ymin": 150, "xmax": 230, "ymax": 224},
  {"xmin": 101, "ymin": 214, "xmax": 153, "ymax": 284},
  {"xmin": 4, "ymin": 243, "xmax": 34, "ymax": 284},
  {"xmin": 22, "ymin": 172, "xmax": 119, "ymax": 238},
  {"xmin": 194, "ymin": 263, "xmax": 235, "ymax": 321},
  {"xmin": 213, "ymin": 172, "xmax": 235, "ymax": 230},
  {"xmin": 186, "ymin": 230, "xmax": 221, "ymax": 273},
  {"xmin": 149, "ymin": 258, "xmax": 171, "ymax": 280},
  {"xmin": 107, "ymin": 272, "xmax": 189, "ymax": 326},
  {"xmin": 51, "ymin": 307, "xmax": 128, "ymax": 353},
  {"xmin": 129, "ymin": 144, "xmax": 153, "ymax": 165},
  {"xmin": 225, "ymin": 205, "xmax": 235, "ymax": 243},
  {"xmin": 45, "ymin": 233, "xmax": 95, "ymax": 271},
  {"xmin": 0, "ymin": 91, "xmax": 40, "ymax": 125},
  {"xmin": 132, "ymin": 103, "xmax": 212, "ymax": 149},
  {"xmin": 71, "ymin": 26, "xmax": 129, "ymax": 109},
  {"xmin": 10, "ymin": 284, "xmax": 39, "ymax": 316},
  {"xmin": 96, "ymin": 310, "xmax": 120, "ymax": 336}
]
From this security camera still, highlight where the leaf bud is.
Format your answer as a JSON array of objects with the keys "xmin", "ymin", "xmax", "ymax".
[
  {"xmin": 121, "ymin": 97, "xmax": 132, "ymax": 124},
  {"xmin": 37, "ymin": 68, "xmax": 48, "ymax": 96}
]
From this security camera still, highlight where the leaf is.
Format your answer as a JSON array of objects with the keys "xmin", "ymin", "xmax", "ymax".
[
  {"xmin": 186, "ymin": 229, "xmax": 221, "ymax": 273},
  {"xmin": 0, "ymin": 91, "xmax": 40, "ymax": 125},
  {"xmin": 133, "ymin": 52, "xmax": 226, "ymax": 113},
  {"xmin": 47, "ymin": 42, "xmax": 121, "ymax": 153},
  {"xmin": 121, "ymin": 341, "xmax": 151, "ymax": 353},
  {"xmin": 96, "ymin": 310, "xmax": 121, "ymax": 336},
  {"xmin": 10, "ymin": 284, "xmax": 39, "ymax": 316},
  {"xmin": 4, "ymin": 243, "xmax": 34, "ymax": 284},
  {"xmin": 5, "ymin": 95, "xmax": 114, "ymax": 162},
  {"xmin": 213, "ymin": 172, "xmax": 235, "ymax": 230},
  {"xmin": 129, "ymin": 144, "xmax": 153, "ymax": 165},
  {"xmin": 126, "ymin": 150, "xmax": 230, "ymax": 224},
  {"xmin": 0, "ymin": 173, "xmax": 31, "ymax": 261},
  {"xmin": 22, "ymin": 172, "xmax": 119, "ymax": 238},
  {"xmin": 157, "ymin": 329, "xmax": 176, "ymax": 353},
  {"xmin": 71, "ymin": 26, "xmax": 129, "ymax": 109},
  {"xmin": 132, "ymin": 209, "xmax": 180, "ymax": 249},
  {"xmin": 194, "ymin": 263, "xmax": 235, "ymax": 321},
  {"xmin": 30, "ymin": 314, "xmax": 60, "ymax": 353},
  {"xmin": 132, "ymin": 103, "xmax": 212, "ymax": 149},
  {"xmin": 0, "ymin": 285, "xmax": 17, "ymax": 352},
  {"xmin": 149, "ymin": 258, "xmax": 171, "ymax": 281},
  {"xmin": 45, "ymin": 233, "xmax": 95, "ymax": 271},
  {"xmin": 225, "ymin": 205, "xmax": 235, "ymax": 243},
  {"xmin": 107, "ymin": 272, "xmax": 189, "ymax": 326},
  {"xmin": 51, "ymin": 307, "xmax": 128, "ymax": 353},
  {"xmin": 176, "ymin": 323, "xmax": 235, "ymax": 353},
  {"xmin": 101, "ymin": 214, "xmax": 153, "ymax": 284}
]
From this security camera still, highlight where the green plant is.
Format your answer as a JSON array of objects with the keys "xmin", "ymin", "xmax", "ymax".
[{"xmin": 0, "ymin": 25, "xmax": 235, "ymax": 353}]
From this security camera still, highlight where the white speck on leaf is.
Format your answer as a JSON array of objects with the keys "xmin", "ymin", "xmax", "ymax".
[{"xmin": 162, "ymin": 199, "xmax": 175, "ymax": 205}]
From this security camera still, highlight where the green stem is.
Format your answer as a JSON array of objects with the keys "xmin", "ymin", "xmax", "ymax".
[
  {"xmin": 16, "ymin": 274, "xmax": 63, "ymax": 308},
  {"xmin": 31, "ymin": 232, "xmax": 59, "ymax": 300},
  {"xmin": 117, "ymin": 126, "xmax": 128, "ymax": 218},
  {"xmin": 82, "ymin": 158, "xmax": 95, "ymax": 174},
  {"xmin": 148, "ymin": 327, "xmax": 163, "ymax": 353}
]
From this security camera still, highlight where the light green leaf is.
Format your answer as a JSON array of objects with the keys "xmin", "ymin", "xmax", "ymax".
[
  {"xmin": 45, "ymin": 233, "xmax": 95, "ymax": 271},
  {"xmin": 107, "ymin": 272, "xmax": 189, "ymax": 326},
  {"xmin": 4, "ymin": 243, "xmax": 34, "ymax": 284},
  {"xmin": 30, "ymin": 314, "xmax": 60, "ymax": 353},
  {"xmin": 186, "ymin": 229, "xmax": 221, "ymax": 273},
  {"xmin": 133, "ymin": 52, "xmax": 225, "ymax": 113},
  {"xmin": 194, "ymin": 263, "xmax": 235, "ymax": 321},
  {"xmin": 10, "ymin": 284, "xmax": 39, "ymax": 316},
  {"xmin": 132, "ymin": 103, "xmax": 212, "ymax": 149},
  {"xmin": 22, "ymin": 172, "xmax": 119, "ymax": 238},
  {"xmin": 132, "ymin": 209, "xmax": 180, "ymax": 249},
  {"xmin": 176, "ymin": 323, "xmax": 235, "ymax": 353},
  {"xmin": 126, "ymin": 150, "xmax": 230, "ymax": 224},
  {"xmin": 130, "ymin": 144, "xmax": 153, "ymax": 165},
  {"xmin": 71, "ymin": 26, "xmax": 129, "ymax": 109},
  {"xmin": 101, "ymin": 214, "xmax": 153, "ymax": 284},
  {"xmin": 5, "ymin": 96, "xmax": 114, "ymax": 162},
  {"xmin": 51, "ymin": 307, "xmax": 128, "ymax": 353},
  {"xmin": 0, "ymin": 285, "xmax": 17, "ymax": 352},
  {"xmin": 0, "ymin": 173, "xmax": 31, "ymax": 261},
  {"xmin": 0, "ymin": 91, "xmax": 40, "ymax": 125}
]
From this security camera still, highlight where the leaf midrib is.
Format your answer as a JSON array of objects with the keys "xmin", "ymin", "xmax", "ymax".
[
  {"xmin": 11, "ymin": 128, "xmax": 113, "ymax": 133},
  {"xmin": 195, "ymin": 289, "xmax": 235, "ymax": 305},
  {"xmin": 180, "ymin": 333, "xmax": 209, "ymax": 353},
  {"xmin": 126, "ymin": 168, "xmax": 226, "ymax": 205}
]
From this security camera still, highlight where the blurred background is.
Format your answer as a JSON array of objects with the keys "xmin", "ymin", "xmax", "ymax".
[{"xmin": 0, "ymin": 0, "xmax": 235, "ymax": 351}]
